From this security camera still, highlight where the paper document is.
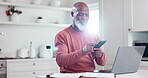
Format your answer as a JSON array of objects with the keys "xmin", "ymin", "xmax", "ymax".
[
  {"xmin": 50, "ymin": 73, "xmax": 82, "ymax": 78},
  {"xmin": 50, "ymin": 72, "xmax": 114, "ymax": 78},
  {"xmin": 82, "ymin": 72, "xmax": 114, "ymax": 78}
]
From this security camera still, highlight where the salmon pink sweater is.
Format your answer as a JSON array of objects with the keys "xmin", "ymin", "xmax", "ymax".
[{"xmin": 54, "ymin": 26, "xmax": 107, "ymax": 73}]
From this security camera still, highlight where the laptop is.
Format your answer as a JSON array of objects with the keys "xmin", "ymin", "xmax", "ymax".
[{"xmin": 99, "ymin": 46, "xmax": 145, "ymax": 74}]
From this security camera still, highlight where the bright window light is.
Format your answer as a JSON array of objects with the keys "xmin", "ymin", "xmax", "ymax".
[{"xmin": 87, "ymin": 10, "xmax": 99, "ymax": 33}]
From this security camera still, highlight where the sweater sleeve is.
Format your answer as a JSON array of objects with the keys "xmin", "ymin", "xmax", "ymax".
[
  {"xmin": 95, "ymin": 50, "xmax": 107, "ymax": 66},
  {"xmin": 54, "ymin": 33, "xmax": 85, "ymax": 67}
]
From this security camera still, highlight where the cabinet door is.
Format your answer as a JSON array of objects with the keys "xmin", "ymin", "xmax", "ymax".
[
  {"xmin": 7, "ymin": 70, "xmax": 57, "ymax": 78},
  {"xmin": 125, "ymin": 0, "xmax": 148, "ymax": 31},
  {"xmin": 7, "ymin": 59, "xmax": 60, "ymax": 78},
  {"xmin": 132, "ymin": 0, "xmax": 148, "ymax": 28},
  {"xmin": 7, "ymin": 69, "xmax": 59, "ymax": 78},
  {"xmin": 7, "ymin": 59, "xmax": 59, "ymax": 72},
  {"xmin": 7, "ymin": 61, "xmax": 35, "ymax": 72},
  {"xmin": 34, "ymin": 59, "xmax": 59, "ymax": 70}
]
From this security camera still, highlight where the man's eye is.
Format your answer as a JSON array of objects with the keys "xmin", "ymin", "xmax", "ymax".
[
  {"xmin": 85, "ymin": 14, "xmax": 89, "ymax": 17},
  {"xmin": 77, "ymin": 14, "xmax": 83, "ymax": 16},
  {"xmin": 77, "ymin": 14, "xmax": 89, "ymax": 17}
]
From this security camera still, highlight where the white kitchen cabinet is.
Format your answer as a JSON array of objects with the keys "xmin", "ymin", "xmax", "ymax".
[
  {"xmin": 6, "ymin": 58, "xmax": 59, "ymax": 78},
  {"xmin": 123, "ymin": 0, "xmax": 148, "ymax": 70},
  {"xmin": 123, "ymin": 0, "xmax": 148, "ymax": 45},
  {"xmin": 123, "ymin": 0, "xmax": 148, "ymax": 32},
  {"xmin": 131, "ymin": 0, "xmax": 148, "ymax": 31}
]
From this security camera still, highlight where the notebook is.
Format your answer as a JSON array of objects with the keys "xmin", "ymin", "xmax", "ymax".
[{"xmin": 99, "ymin": 46, "xmax": 145, "ymax": 74}]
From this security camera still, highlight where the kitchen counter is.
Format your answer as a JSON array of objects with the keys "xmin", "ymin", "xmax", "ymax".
[
  {"xmin": 0, "ymin": 58, "xmax": 19, "ymax": 60},
  {"xmin": 0, "ymin": 58, "xmax": 59, "ymax": 78},
  {"xmin": 0, "ymin": 57, "xmax": 56, "ymax": 60}
]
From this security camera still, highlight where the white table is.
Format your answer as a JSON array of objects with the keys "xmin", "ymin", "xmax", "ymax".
[
  {"xmin": 36, "ymin": 69, "xmax": 148, "ymax": 78},
  {"xmin": 36, "ymin": 72, "xmax": 115, "ymax": 78},
  {"xmin": 116, "ymin": 70, "xmax": 148, "ymax": 78}
]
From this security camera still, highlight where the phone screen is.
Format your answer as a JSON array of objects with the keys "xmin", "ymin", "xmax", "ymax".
[{"xmin": 94, "ymin": 41, "xmax": 106, "ymax": 48}]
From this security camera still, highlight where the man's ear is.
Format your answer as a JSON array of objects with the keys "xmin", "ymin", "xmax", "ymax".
[{"xmin": 71, "ymin": 12, "xmax": 74, "ymax": 17}]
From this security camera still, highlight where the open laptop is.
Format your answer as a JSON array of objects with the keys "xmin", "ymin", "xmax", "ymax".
[{"xmin": 99, "ymin": 46, "xmax": 145, "ymax": 74}]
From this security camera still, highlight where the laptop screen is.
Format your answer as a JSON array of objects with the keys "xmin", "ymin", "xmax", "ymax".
[{"xmin": 111, "ymin": 46, "xmax": 145, "ymax": 74}]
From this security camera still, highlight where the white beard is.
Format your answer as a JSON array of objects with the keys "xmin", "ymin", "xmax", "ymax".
[{"xmin": 74, "ymin": 19, "xmax": 87, "ymax": 31}]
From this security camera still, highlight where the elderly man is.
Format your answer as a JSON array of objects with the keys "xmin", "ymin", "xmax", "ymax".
[{"xmin": 54, "ymin": 2, "xmax": 107, "ymax": 73}]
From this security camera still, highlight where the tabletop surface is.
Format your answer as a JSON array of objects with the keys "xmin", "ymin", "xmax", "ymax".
[{"xmin": 36, "ymin": 72, "xmax": 115, "ymax": 78}]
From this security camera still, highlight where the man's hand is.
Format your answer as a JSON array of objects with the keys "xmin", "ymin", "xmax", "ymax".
[
  {"xmin": 82, "ymin": 43, "xmax": 95, "ymax": 55},
  {"xmin": 93, "ymin": 48, "xmax": 103, "ymax": 59}
]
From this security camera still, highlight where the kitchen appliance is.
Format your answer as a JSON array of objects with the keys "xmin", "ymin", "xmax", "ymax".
[
  {"xmin": 39, "ymin": 44, "xmax": 53, "ymax": 58},
  {"xmin": 17, "ymin": 48, "xmax": 29, "ymax": 59},
  {"xmin": 0, "ymin": 60, "xmax": 6, "ymax": 78},
  {"xmin": 134, "ymin": 40, "xmax": 148, "ymax": 61}
]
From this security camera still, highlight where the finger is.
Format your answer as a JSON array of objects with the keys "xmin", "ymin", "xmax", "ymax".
[
  {"xmin": 87, "ymin": 45, "xmax": 94, "ymax": 51},
  {"xmin": 87, "ymin": 47, "xmax": 94, "ymax": 52},
  {"xmin": 88, "ymin": 43, "xmax": 96, "ymax": 46},
  {"xmin": 93, "ymin": 48, "xmax": 100, "ymax": 51}
]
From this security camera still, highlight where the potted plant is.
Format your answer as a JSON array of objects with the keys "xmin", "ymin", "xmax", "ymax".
[
  {"xmin": 36, "ymin": 16, "xmax": 43, "ymax": 23},
  {"xmin": 5, "ymin": 6, "xmax": 22, "ymax": 22}
]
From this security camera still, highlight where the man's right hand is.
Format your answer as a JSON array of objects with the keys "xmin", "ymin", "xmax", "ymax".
[{"xmin": 82, "ymin": 43, "xmax": 95, "ymax": 55}]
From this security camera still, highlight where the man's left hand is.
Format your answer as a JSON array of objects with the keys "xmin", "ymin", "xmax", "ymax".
[{"xmin": 92, "ymin": 48, "xmax": 103, "ymax": 59}]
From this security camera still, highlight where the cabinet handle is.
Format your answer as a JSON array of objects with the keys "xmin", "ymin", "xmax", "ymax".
[
  {"xmin": 33, "ymin": 72, "xmax": 36, "ymax": 74},
  {"xmin": 128, "ymin": 28, "xmax": 131, "ymax": 31}
]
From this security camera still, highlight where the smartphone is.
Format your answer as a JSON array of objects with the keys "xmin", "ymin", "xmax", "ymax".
[{"xmin": 94, "ymin": 40, "xmax": 106, "ymax": 48}]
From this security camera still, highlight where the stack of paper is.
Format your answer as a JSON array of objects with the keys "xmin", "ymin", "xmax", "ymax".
[
  {"xmin": 50, "ymin": 73, "xmax": 82, "ymax": 78},
  {"xmin": 49, "ymin": 72, "xmax": 115, "ymax": 78},
  {"xmin": 82, "ymin": 72, "xmax": 114, "ymax": 78}
]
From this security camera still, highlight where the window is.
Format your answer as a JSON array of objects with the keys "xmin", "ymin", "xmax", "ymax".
[{"xmin": 87, "ymin": 3, "xmax": 99, "ymax": 34}]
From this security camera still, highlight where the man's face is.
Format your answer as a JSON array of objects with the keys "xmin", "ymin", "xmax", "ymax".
[
  {"xmin": 75, "ymin": 10, "xmax": 89, "ymax": 26},
  {"xmin": 73, "ymin": 8, "xmax": 89, "ymax": 30}
]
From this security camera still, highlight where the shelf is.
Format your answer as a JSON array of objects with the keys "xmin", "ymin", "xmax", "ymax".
[
  {"xmin": 130, "ymin": 26, "xmax": 148, "ymax": 32},
  {"xmin": 0, "ymin": 21, "xmax": 70, "ymax": 27},
  {"xmin": 0, "ymin": 2, "xmax": 71, "ymax": 11}
]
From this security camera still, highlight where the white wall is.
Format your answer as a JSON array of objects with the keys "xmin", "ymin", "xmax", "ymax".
[
  {"xmin": 101, "ymin": 0, "xmax": 124, "ymax": 64},
  {"xmin": 66, "ymin": 0, "xmax": 99, "ymax": 6}
]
